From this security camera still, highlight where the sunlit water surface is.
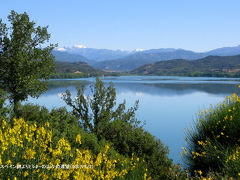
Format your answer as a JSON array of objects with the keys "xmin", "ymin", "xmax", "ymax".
[{"xmin": 25, "ymin": 76, "xmax": 240, "ymax": 165}]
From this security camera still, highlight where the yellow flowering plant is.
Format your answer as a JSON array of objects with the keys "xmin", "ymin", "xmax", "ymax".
[
  {"xmin": 183, "ymin": 93, "xmax": 240, "ymax": 178},
  {"xmin": 0, "ymin": 118, "xmax": 149, "ymax": 179}
]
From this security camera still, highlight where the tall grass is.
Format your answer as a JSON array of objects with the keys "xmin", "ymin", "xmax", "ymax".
[{"xmin": 184, "ymin": 93, "xmax": 240, "ymax": 178}]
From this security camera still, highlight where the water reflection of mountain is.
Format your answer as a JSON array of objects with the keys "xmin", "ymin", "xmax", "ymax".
[
  {"xmin": 149, "ymin": 83, "xmax": 238, "ymax": 95},
  {"xmin": 113, "ymin": 83, "xmax": 238, "ymax": 96},
  {"xmin": 46, "ymin": 80, "xmax": 239, "ymax": 97}
]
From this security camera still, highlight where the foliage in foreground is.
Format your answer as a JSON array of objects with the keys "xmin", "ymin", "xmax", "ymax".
[
  {"xmin": 62, "ymin": 77, "xmax": 173, "ymax": 179},
  {"xmin": 0, "ymin": 117, "xmax": 149, "ymax": 179},
  {"xmin": 184, "ymin": 93, "xmax": 240, "ymax": 178}
]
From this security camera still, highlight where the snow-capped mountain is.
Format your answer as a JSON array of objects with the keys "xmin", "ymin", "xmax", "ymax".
[{"xmin": 56, "ymin": 45, "xmax": 133, "ymax": 62}]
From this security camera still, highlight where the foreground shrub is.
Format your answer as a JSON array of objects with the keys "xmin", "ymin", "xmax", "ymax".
[
  {"xmin": 15, "ymin": 103, "xmax": 118, "ymax": 157},
  {"xmin": 102, "ymin": 119, "xmax": 172, "ymax": 179},
  {"xmin": 16, "ymin": 103, "xmax": 81, "ymax": 146},
  {"xmin": 0, "ymin": 118, "xmax": 148, "ymax": 179},
  {"xmin": 63, "ymin": 77, "xmax": 172, "ymax": 179},
  {"xmin": 184, "ymin": 93, "xmax": 240, "ymax": 178}
]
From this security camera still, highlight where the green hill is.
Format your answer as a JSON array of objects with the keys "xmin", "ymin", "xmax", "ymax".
[
  {"xmin": 131, "ymin": 55, "xmax": 240, "ymax": 77},
  {"xmin": 55, "ymin": 61, "xmax": 101, "ymax": 73},
  {"xmin": 51, "ymin": 61, "xmax": 103, "ymax": 78}
]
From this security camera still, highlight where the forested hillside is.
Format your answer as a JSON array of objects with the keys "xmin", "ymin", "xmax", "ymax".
[{"xmin": 131, "ymin": 55, "xmax": 240, "ymax": 77}]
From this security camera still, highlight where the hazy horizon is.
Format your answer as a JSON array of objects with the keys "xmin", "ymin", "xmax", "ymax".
[{"xmin": 55, "ymin": 44, "xmax": 240, "ymax": 53}]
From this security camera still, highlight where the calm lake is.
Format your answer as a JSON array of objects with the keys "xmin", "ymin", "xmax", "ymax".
[{"xmin": 26, "ymin": 76, "xmax": 240, "ymax": 165}]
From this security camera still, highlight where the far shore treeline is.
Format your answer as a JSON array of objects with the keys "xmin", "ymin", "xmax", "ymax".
[{"xmin": 2, "ymin": 11, "xmax": 240, "ymax": 179}]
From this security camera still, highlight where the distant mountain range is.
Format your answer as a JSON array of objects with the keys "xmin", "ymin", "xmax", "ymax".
[
  {"xmin": 93, "ymin": 46, "xmax": 240, "ymax": 71},
  {"xmin": 53, "ymin": 45, "xmax": 240, "ymax": 72},
  {"xmin": 206, "ymin": 45, "xmax": 240, "ymax": 56},
  {"xmin": 131, "ymin": 55, "xmax": 240, "ymax": 77},
  {"xmin": 93, "ymin": 49, "xmax": 207, "ymax": 71},
  {"xmin": 55, "ymin": 46, "xmax": 133, "ymax": 62},
  {"xmin": 52, "ymin": 50, "xmax": 91, "ymax": 63}
]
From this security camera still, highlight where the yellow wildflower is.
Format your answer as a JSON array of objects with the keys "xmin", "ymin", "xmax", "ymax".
[
  {"xmin": 23, "ymin": 148, "xmax": 36, "ymax": 159},
  {"xmin": 75, "ymin": 134, "xmax": 82, "ymax": 144},
  {"xmin": 5, "ymin": 160, "xmax": 12, "ymax": 165},
  {"xmin": 197, "ymin": 170, "xmax": 202, "ymax": 176},
  {"xmin": 24, "ymin": 171, "xmax": 29, "ymax": 177}
]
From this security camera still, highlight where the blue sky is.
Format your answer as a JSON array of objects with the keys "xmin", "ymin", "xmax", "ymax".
[{"xmin": 1, "ymin": 0, "xmax": 240, "ymax": 52}]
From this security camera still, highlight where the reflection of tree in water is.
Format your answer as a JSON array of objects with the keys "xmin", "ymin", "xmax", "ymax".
[
  {"xmin": 46, "ymin": 79, "xmax": 240, "ymax": 97},
  {"xmin": 112, "ymin": 83, "xmax": 239, "ymax": 96},
  {"xmin": 151, "ymin": 83, "xmax": 239, "ymax": 95}
]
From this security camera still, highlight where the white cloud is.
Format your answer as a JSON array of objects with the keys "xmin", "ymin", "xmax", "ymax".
[
  {"xmin": 135, "ymin": 48, "xmax": 144, "ymax": 52},
  {"xmin": 56, "ymin": 47, "xmax": 66, "ymax": 51},
  {"xmin": 74, "ymin": 44, "xmax": 87, "ymax": 49}
]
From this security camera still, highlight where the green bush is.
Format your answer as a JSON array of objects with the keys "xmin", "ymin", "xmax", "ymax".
[
  {"xmin": 63, "ymin": 77, "xmax": 173, "ymax": 179},
  {"xmin": 184, "ymin": 93, "xmax": 240, "ymax": 178},
  {"xmin": 102, "ymin": 119, "xmax": 172, "ymax": 179},
  {"xmin": 15, "ymin": 103, "xmax": 121, "ymax": 155}
]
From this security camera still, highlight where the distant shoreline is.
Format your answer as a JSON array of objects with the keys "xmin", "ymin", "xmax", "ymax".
[{"xmin": 50, "ymin": 73, "xmax": 240, "ymax": 80}]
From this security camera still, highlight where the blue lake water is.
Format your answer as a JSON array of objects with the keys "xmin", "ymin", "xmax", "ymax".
[{"xmin": 26, "ymin": 76, "xmax": 240, "ymax": 165}]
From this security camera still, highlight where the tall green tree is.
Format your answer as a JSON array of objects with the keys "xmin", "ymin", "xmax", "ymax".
[
  {"xmin": 62, "ymin": 77, "xmax": 140, "ymax": 139},
  {"xmin": 0, "ymin": 10, "xmax": 56, "ymax": 111}
]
